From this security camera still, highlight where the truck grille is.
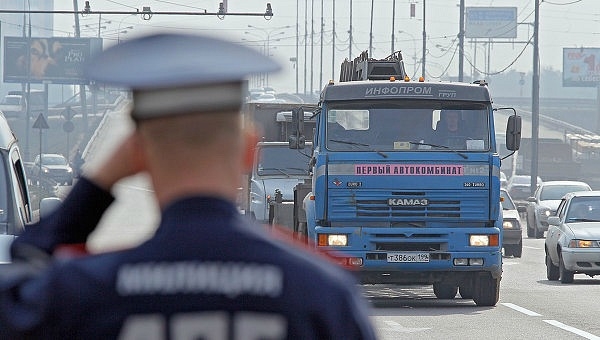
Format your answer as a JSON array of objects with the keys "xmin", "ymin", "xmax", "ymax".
[{"xmin": 328, "ymin": 190, "xmax": 488, "ymax": 220}]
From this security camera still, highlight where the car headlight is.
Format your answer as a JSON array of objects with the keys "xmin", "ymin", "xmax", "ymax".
[
  {"xmin": 469, "ymin": 234, "xmax": 499, "ymax": 247},
  {"xmin": 567, "ymin": 239, "xmax": 600, "ymax": 248},
  {"xmin": 503, "ymin": 220, "xmax": 519, "ymax": 229},
  {"xmin": 318, "ymin": 234, "xmax": 348, "ymax": 246},
  {"xmin": 536, "ymin": 207, "xmax": 550, "ymax": 216}
]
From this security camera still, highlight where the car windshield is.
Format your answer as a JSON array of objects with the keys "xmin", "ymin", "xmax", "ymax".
[
  {"xmin": 567, "ymin": 197, "xmax": 600, "ymax": 221},
  {"xmin": 510, "ymin": 176, "xmax": 541, "ymax": 185},
  {"xmin": 41, "ymin": 155, "xmax": 68, "ymax": 165},
  {"xmin": 500, "ymin": 191, "xmax": 516, "ymax": 210},
  {"xmin": 540, "ymin": 184, "xmax": 590, "ymax": 201},
  {"xmin": 257, "ymin": 147, "xmax": 309, "ymax": 176},
  {"xmin": 2, "ymin": 97, "xmax": 20, "ymax": 105},
  {"xmin": 325, "ymin": 101, "xmax": 490, "ymax": 152}
]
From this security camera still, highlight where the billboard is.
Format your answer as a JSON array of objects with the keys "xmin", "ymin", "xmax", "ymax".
[
  {"xmin": 563, "ymin": 48, "xmax": 600, "ymax": 87},
  {"xmin": 3, "ymin": 37, "xmax": 102, "ymax": 84},
  {"xmin": 465, "ymin": 7, "xmax": 517, "ymax": 39}
]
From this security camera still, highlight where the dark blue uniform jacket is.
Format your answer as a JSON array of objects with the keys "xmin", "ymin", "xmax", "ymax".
[{"xmin": 0, "ymin": 178, "xmax": 377, "ymax": 339}]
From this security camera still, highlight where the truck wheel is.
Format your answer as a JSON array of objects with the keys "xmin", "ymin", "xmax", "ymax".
[
  {"xmin": 472, "ymin": 273, "xmax": 500, "ymax": 306},
  {"xmin": 545, "ymin": 252, "xmax": 559, "ymax": 281},
  {"xmin": 559, "ymin": 254, "xmax": 574, "ymax": 283},
  {"xmin": 503, "ymin": 245, "xmax": 512, "ymax": 257},
  {"xmin": 433, "ymin": 283, "xmax": 457, "ymax": 299},
  {"xmin": 459, "ymin": 282, "xmax": 474, "ymax": 299}
]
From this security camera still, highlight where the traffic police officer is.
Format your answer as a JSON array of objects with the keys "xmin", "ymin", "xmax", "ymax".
[{"xmin": 0, "ymin": 33, "xmax": 377, "ymax": 339}]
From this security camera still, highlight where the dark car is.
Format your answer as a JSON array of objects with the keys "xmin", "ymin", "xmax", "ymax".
[
  {"xmin": 32, "ymin": 153, "xmax": 74, "ymax": 186},
  {"xmin": 507, "ymin": 175, "xmax": 542, "ymax": 203},
  {"xmin": 501, "ymin": 188, "xmax": 523, "ymax": 257}
]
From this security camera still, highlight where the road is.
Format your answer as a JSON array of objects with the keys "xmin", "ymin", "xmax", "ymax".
[
  {"xmin": 28, "ymin": 104, "xmax": 600, "ymax": 339},
  {"xmin": 367, "ymin": 232, "xmax": 600, "ymax": 339}
]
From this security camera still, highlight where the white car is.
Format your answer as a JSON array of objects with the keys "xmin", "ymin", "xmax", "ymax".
[
  {"xmin": 0, "ymin": 94, "xmax": 26, "ymax": 117},
  {"xmin": 545, "ymin": 191, "xmax": 600, "ymax": 283},
  {"xmin": 526, "ymin": 181, "xmax": 591, "ymax": 239}
]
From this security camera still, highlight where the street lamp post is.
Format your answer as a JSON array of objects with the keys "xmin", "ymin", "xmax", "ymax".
[
  {"xmin": 246, "ymin": 24, "xmax": 291, "ymax": 88},
  {"xmin": 117, "ymin": 14, "xmax": 136, "ymax": 43}
]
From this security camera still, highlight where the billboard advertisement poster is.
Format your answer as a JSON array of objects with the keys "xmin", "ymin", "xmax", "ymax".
[
  {"xmin": 465, "ymin": 7, "xmax": 517, "ymax": 39},
  {"xmin": 3, "ymin": 37, "xmax": 102, "ymax": 84},
  {"xmin": 563, "ymin": 48, "xmax": 600, "ymax": 87}
]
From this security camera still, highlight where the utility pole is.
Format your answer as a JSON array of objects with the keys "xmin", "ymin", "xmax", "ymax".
[
  {"xmin": 348, "ymin": 0, "xmax": 352, "ymax": 60},
  {"xmin": 531, "ymin": 0, "xmax": 540, "ymax": 195},
  {"xmin": 369, "ymin": 0, "xmax": 374, "ymax": 56},
  {"xmin": 73, "ymin": 0, "xmax": 88, "ymax": 134},
  {"xmin": 23, "ymin": 2, "xmax": 31, "ymax": 160},
  {"xmin": 319, "ymin": 0, "xmax": 323, "ymax": 88},
  {"xmin": 310, "ymin": 0, "xmax": 314, "ymax": 97},
  {"xmin": 304, "ymin": 0, "xmax": 308, "ymax": 95},
  {"xmin": 332, "ymin": 0, "xmax": 336, "ymax": 80},
  {"xmin": 458, "ymin": 0, "xmax": 465, "ymax": 82},
  {"xmin": 421, "ymin": 0, "xmax": 426, "ymax": 78},
  {"xmin": 391, "ymin": 0, "xmax": 396, "ymax": 55},
  {"xmin": 295, "ymin": 0, "xmax": 299, "ymax": 94}
]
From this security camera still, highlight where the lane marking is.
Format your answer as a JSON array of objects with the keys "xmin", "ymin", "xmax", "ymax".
[
  {"xmin": 382, "ymin": 321, "xmax": 430, "ymax": 333},
  {"xmin": 523, "ymin": 245, "xmax": 542, "ymax": 250},
  {"xmin": 501, "ymin": 303, "xmax": 542, "ymax": 316},
  {"xmin": 543, "ymin": 320, "xmax": 600, "ymax": 340}
]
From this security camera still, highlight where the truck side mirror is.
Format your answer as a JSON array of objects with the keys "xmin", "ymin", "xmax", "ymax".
[
  {"xmin": 506, "ymin": 115, "xmax": 521, "ymax": 151},
  {"xmin": 289, "ymin": 106, "xmax": 306, "ymax": 149}
]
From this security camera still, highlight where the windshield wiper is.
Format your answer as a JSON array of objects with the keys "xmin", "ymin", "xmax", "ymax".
[
  {"xmin": 329, "ymin": 139, "xmax": 388, "ymax": 158},
  {"xmin": 409, "ymin": 141, "xmax": 468, "ymax": 159}
]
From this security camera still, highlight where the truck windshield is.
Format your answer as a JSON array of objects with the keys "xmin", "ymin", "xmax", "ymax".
[
  {"xmin": 325, "ymin": 101, "xmax": 490, "ymax": 152},
  {"xmin": 257, "ymin": 147, "xmax": 310, "ymax": 176}
]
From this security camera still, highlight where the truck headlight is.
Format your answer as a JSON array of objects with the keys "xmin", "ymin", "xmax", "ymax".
[
  {"xmin": 469, "ymin": 234, "xmax": 499, "ymax": 247},
  {"xmin": 318, "ymin": 234, "xmax": 348, "ymax": 246}
]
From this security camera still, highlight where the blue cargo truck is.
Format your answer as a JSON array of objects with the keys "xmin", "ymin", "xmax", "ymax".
[{"xmin": 288, "ymin": 51, "xmax": 521, "ymax": 306}]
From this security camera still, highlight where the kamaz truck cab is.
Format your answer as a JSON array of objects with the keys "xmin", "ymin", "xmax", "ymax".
[{"xmin": 290, "ymin": 51, "xmax": 521, "ymax": 306}]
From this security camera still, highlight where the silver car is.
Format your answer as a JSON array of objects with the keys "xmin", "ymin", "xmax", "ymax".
[
  {"xmin": 526, "ymin": 180, "xmax": 592, "ymax": 239},
  {"xmin": 545, "ymin": 191, "xmax": 600, "ymax": 283}
]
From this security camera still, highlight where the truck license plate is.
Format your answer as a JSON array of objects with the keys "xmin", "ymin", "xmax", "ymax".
[{"xmin": 387, "ymin": 252, "xmax": 430, "ymax": 263}]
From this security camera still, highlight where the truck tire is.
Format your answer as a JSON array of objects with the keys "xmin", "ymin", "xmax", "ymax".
[
  {"xmin": 433, "ymin": 283, "xmax": 457, "ymax": 299},
  {"xmin": 545, "ymin": 252, "xmax": 559, "ymax": 281},
  {"xmin": 459, "ymin": 282, "xmax": 474, "ymax": 299},
  {"xmin": 472, "ymin": 273, "xmax": 500, "ymax": 306}
]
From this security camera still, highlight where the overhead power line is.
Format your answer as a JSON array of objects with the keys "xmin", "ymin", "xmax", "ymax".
[{"xmin": 0, "ymin": 4, "xmax": 274, "ymax": 20}]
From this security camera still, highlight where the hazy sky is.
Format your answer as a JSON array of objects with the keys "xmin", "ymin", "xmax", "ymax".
[{"xmin": 49, "ymin": 0, "xmax": 599, "ymax": 93}]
